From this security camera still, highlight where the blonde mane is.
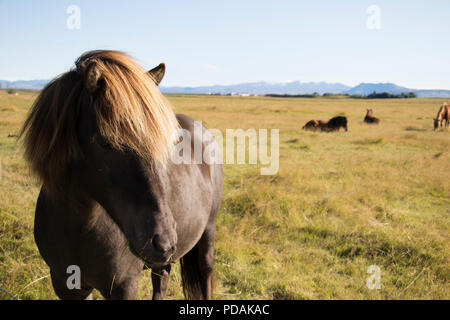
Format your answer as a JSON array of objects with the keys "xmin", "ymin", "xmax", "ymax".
[
  {"xmin": 436, "ymin": 103, "xmax": 447, "ymax": 119},
  {"xmin": 20, "ymin": 50, "xmax": 179, "ymax": 191}
]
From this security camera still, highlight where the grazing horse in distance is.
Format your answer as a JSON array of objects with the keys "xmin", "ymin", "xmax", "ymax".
[
  {"xmin": 434, "ymin": 103, "xmax": 449, "ymax": 130},
  {"xmin": 302, "ymin": 119, "xmax": 320, "ymax": 131},
  {"xmin": 364, "ymin": 109, "xmax": 381, "ymax": 124},
  {"xmin": 317, "ymin": 116, "xmax": 348, "ymax": 132},
  {"xmin": 19, "ymin": 50, "xmax": 223, "ymax": 300}
]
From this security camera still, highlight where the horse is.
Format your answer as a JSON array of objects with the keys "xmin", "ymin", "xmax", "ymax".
[
  {"xmin": 302, "ymin": 119, "xmax": 320, "ymax": 131},
  {"xmin": 317, "ymin": 116, "xmax": 348, "ymax": 132},
  {"xmin": 19, "ymin": 50, "xmax": 223, "ymax": 300},
  {"xmin": 434, "ymin": 103, "xmax": 449, "ymax": 130},
  {"xmin": 364, "ymin": 109, "xmax": 381, "ymax": 124}
]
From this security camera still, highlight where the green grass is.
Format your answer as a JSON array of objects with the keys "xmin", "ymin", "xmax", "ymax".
[{"xmin": 0, "ymin": 90, "xmax": 448, "ymax": 299}]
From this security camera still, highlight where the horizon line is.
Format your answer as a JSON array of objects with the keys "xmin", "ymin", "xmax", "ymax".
[{"xmin": 1, "ymin": 78, "xmax": 449, "ymax": 91}]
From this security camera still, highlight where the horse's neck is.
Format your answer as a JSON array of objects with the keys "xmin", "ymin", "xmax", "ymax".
[{"xmin": 437, "ymin": 106, "xmax": 444, "ymax": 119}]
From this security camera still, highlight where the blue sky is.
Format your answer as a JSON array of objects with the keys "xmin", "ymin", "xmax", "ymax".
[{"xmin": 0, "ymin": 0, "xmax": 449, "ymax": 89}]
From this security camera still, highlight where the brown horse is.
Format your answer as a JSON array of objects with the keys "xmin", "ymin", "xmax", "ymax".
[
  {"xmin": 434, "ymin": 103, "xmax": 449, "ymax": 130},
  {"xmin": 302, "ymin": 119, "xmax": 320, "ymax": 131},
  {"xmin": 317, "ymin": 116, "xmax": 348, "ymax": 132},
  {"xmin": 364, "ymin": 109, "xmax": 381, "ymax": 124},
  {"xmin": 19, "ymin": 50, "xmax": 223, "ymax": 300}
]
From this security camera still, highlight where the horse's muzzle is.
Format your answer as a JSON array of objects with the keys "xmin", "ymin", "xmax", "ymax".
[
  {"xmin": 137, "ymin": 233, "xmax": 176, "ymax": 264},
  {"xmin": 151, "ymin": 234, "xmax": 176, "ymax": 257}
]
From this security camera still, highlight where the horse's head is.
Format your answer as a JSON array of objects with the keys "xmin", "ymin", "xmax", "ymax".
[
  {"xmin": 433, "ymin": 118, "xmax": 439, "ymax": 130},
  {"xmin": 78, "ymin": 54, "xmax": 178, "ymax": 264},
  {"xmin": 22, "ymin": 51, "xmax": 179, "ymax": 265}
]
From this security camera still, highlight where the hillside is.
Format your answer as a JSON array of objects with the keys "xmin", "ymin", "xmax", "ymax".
[
  {"xmin": 344, "ymin": 83, "xmax": 411, "ymax": 95},
  {"xmin": 2, "ymin": 79, "xmax": 450, "ymax": 98},
  {"xmin": 0, "ymin": 80, "xmax": 49, "ymax": 90},
  {"xmin": 161, "ymin": 81, "xmax": 351, "ymax": 95}
]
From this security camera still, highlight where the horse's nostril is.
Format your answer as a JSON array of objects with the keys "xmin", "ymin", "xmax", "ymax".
[{"xmin": 151, "ymin": 234, "xmax": 173, "ymax": 254}]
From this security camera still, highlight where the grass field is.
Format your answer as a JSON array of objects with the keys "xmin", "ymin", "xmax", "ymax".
[{"xmin": 0, "ymin": 90, "xmax": 448, "ymax": 300}]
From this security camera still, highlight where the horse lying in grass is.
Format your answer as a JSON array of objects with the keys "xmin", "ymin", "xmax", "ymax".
[
  {"xmin": 364, "ymin": 109, "xmax": 381, "ymax": 124},
  {"xmin": 318, "ymin": 116, "xmax": 348, "ymax": 132},
  {"xmin": 302, "ymin": 119, "xmax": 320, "ymax": 131},
  {"xmin": 302, "ymin": 116, "xmax": 348, "ymax": 132},
  {"xmin": 434, "ymin": 103, "xmax": 449, "ymax": 130},
  {"xmin": 20, "ymin": 50, "xmax": 223, "ymax": 300}
]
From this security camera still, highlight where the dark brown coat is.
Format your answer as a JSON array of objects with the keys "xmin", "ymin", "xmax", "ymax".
[
  {"xmin": 364, "ymin": 109, "xmax": 381, "ymax": 124},
  {"xmin": 302, "ymin": 119, "xmax": 320, "ymax": 131},
  {"xmin": 318, "ymin": 116, "xmax": 348, "ymax": 132},
  {"xmin": 20, "ymin": 51, "xmax": 223, "ymax": 300}
]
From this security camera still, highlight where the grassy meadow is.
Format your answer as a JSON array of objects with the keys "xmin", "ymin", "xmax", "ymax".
[{"xmin": 0, "ymin": 90, "xmax": 448, "ymax": 299}]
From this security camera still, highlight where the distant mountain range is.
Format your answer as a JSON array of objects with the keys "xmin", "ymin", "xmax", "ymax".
[
  {"xmin": 343, "ymin": 83, "xmax": 450, "ymax": 98},
  {"xmin": 161, "ymin": 82, "xmax": 450, "ymax": 98},
  {"xmin": 0, "ymin": 79, "xmax": 49, "ymax": 90},
  {"xmin": 1, "ymin": 79, "xmax": 449, "ymax": 98},
  {"xmin": 161, "ymin": 81, "xmax": 352, "ymax": 96}
]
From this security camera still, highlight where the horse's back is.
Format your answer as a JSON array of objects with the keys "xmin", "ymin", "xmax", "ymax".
[
  {"xmin": 364, "ymin": 116, "xmax": 380, "ymax": 124},
  {"xmin": 328, "ymin": 116, "xmax": 348, "ymax": 131},
  {"xmin": 175, "ymin": 113, "xmax": 223, "ymax": 191},
  {"xmin": 176, "ymin": 113, "xmax": 223, "ymax": 211},
  {"xmin": 163, "ymin": 114, "xmax": 223, "ymax": 259}
]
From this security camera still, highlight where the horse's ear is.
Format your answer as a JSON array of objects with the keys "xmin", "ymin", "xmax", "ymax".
[
  {"xmin": 84, "ymin": 61, "xmax": 103, "ymax": 95},
  {"xmin": 148, "ymin": 63, "xmax": 166, "ymax": 86}
]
